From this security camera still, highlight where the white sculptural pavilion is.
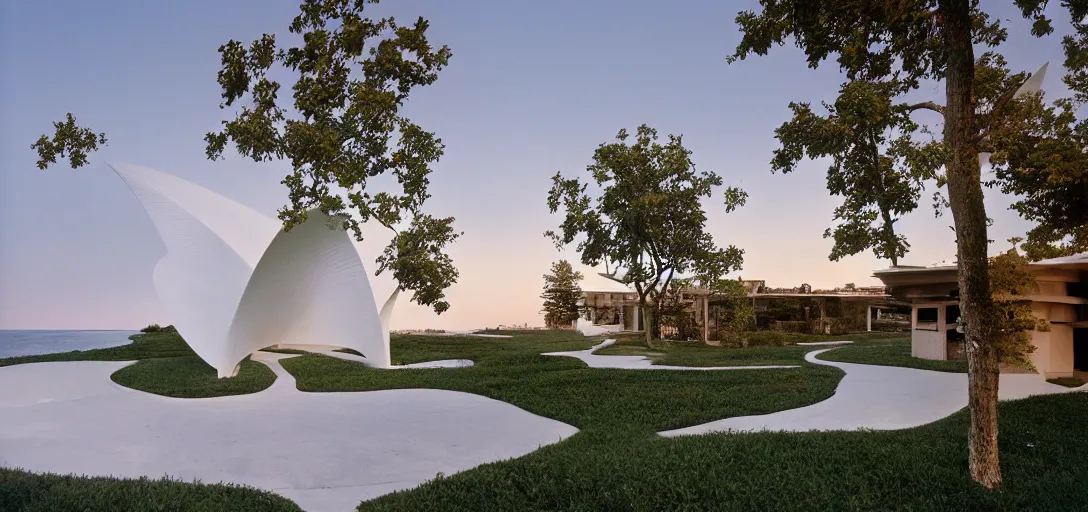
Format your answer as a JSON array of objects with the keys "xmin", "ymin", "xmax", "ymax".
[{"xmin": 111, "ymin": 163, "xmax": 398, "ymax": 377}]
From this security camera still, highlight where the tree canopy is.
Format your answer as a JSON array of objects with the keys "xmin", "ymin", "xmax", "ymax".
[
  {"xmin": 727, "ymin": 0, "xmax": 1086, "ymax": 489},
  {"xmin": 30, "ymin": 113, "xmax": 107, "ymax": 170},
  {"xmin": 540, "ymin": 260, "xmax": 584, "ymax": 329},
  {"xmin": 771, "ymin": 79, "xmax": 945, "ymax": 266},
  {"xmin": 206, "ymin": 0, "xmax": 461, "ymax": 313},
  {"xmin": 545, "ymin": 124, "xmax": 745, "ymax": 340}
]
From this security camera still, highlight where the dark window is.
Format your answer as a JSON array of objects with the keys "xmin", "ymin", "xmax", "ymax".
[
  {"xmin": 946, "ymin": 304, "xmax": 961, "ymax": 324},
  {"xmin": 1074, "ymin": 329, "xmax": 1088, "ymax": 372},
  {"xmin": 1068, "ymin": 282, "xmax": 1088, "ymax": 300},
  {"xmin": 917, "ymin": 307, "xmax": 939, "ymax": 323}
]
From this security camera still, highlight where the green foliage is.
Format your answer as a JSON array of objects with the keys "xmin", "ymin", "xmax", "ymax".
[
  {"xmin": 771, "ymin": 80, "xmax": 944, "ymax": 266},
  {"xmin": 706, "ymin": 279, "xmax": 755, "ymax": 340},
  {"xmin": 0, "ymin": 331, "xmax": 195, "ymax": 368},
  {"xmin": 334, "ymin": 347, "xmax": 365, "ymax": 357},
  {"xmin": 540, "ymin": 260, "xmax": 584, "ymax": 328},
  {"xmin": 1047, "ymin": 376, "xmax": 1087, "ymax": 388},
  {"xmin": 260, "ymin": 347, "xmax": 310, "ymax": 355},
  {"xmin": 205, "ymin": 0, "xmax": 460, "ymax": 314},
  {"xmin": 360, "ymin": 382, "xmax": 1088, "ymax": 511},
  {"xmin": 985, "ymin": 71, "xmax": 1088, "ymax": 260},
  {"xmin": 818, "ymin": 337, "xmax": 968, "ymax": 373},
  {"xmin": 726, "ymin": 1, "xmax": 1087, "ymax": 485},
  {"xmin": 0, "ymin": 331, "xmax": 274, "ymax": 398},
  {"xmin": 111, "ymin": 355, "xmax": 276, "ymax": 398},
  {"xmin": 30, "ymin": 113, "xmax": 107, "ymax": 170},
  {"xmin": 0, "ymin": 468, "xmax": 302, "ymax": 512},
  {"xmin": 654, "ymin": 279, "xmax": 699, "ymax": 340},
  {"xmin": 985, "ymin": 241, "xmax": 1050, "ymax": 369},
  {"xmin": 281, "ymin": 330, "xmax": 842, "ymax": 433},
  {"xmin": 545, "ymin": 124, "xmax": 745, "ymax": 335},
  {"xmin": 141, "ymin": 324, "xmax": 164, "ymax": 333}
]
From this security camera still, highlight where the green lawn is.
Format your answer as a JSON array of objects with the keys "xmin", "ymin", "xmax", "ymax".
[
  {"xmin": 111, "ymin": 355, "xmax": 276, "ymax": 398},
  {"xmin": 0, "ymin": 331, "xmax": 195, "ymax": 367},
  {"xmin": 0, "ymin": 468, "xmax": 301, "ymax": 512},
  {"xmin": 280, "ymin": 331, "xmax": 842, "ymax": 431},
  {"xmin": 595, "ymin": 331, "xmax": 906, "ymax": 367},
  {"xmin": 4, "ymin": 328, "xmax": 1084, "ymax": 511},
  {"xmin": 817, "ymin": 336, "xmax": 968, "ymax": 372},
  {"xmin": 260, "ymin": 347, "xmax": 310, "ymax": 355},
  {"xmin": 362, "ymin": 392, "xmax": 1088, "ymax": 511},
  {"xmin": 0, "ymin": 332, "xmax": 277, "ymax": 397}
]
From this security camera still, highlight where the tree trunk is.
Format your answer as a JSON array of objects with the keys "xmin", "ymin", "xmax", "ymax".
[
  {"xmin": 939, "ymin": 0, "xmax": 1002, "ymax": 489},
  {"xmin": 639, "ymin": 304, "xmax": 648, "ymax": 345}
]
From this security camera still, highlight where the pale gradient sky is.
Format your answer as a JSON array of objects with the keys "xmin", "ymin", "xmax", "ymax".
[{"xmin": 0, "ymin": 1, "xmax": 1077, "ymax": 330}]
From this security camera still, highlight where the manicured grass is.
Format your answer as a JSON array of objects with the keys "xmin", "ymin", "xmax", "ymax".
[
  {"xmin": 362, "ymin": 392, "xmax": 1088, "ymax": 511},
  {"xmin": 260, "ymin": 347, "xmax": 310, "ymax": 355},
  {"xmin": 1047, "ymin": 376, "xmax": 1087, "ymax": 388},
  {"xmin": 0, "ymin": 467, "xmax": 301, "ymax": 512},
  {"xmin": 280, "ymin": 330, "xmax": 843, "ymax": 432},
  {"xmin": 1, "ymin": 331, "xmax": 278, "ymax": 398},
  {"xmin": 334, "ymin": 348, "xmax": 364, "ymax": 357},
  {"xmin": 817, "ymin": 337, "xmax": 968, "ymax": 372},
  {"xmin": 594, "ymin": 331, "xmax": 905, "ymax": 367},
  {"xmin": 111, "ymin": 355, "xmax": 277, "ymax": 398},
  {"xmin": 0, "ymin": 331, "xmax": 195, "ymax": 367}
]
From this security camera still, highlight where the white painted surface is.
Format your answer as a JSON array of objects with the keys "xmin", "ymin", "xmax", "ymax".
[
  {"xmin": 0, "ymin": 356, "xmax": 575, "ymax": 512},
  {"xmin": 575, "ymin": 318, "xmax": 624, "ymax": 337},
  {"xmin": 228, "ymin": 210, "xmax": 388, "ymax": 370},
  {"xmin": 109, "ymin": 163, "xmax": 391, "ymax": 377},
  {"xmin": 659, "ymin": 347, "xmax": 1087, "ymax": 437},
  {"xmin": 543, "ymin": 339, "xmax": 800, "ymax": 371}
]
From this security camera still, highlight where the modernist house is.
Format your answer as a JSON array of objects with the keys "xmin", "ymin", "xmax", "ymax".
[
  {"xmin": 873, "ymin": 252, "xmax": 1088, "ymax": 378},
  {"xmin": 578, "ymin": 272, "xmax": 894, "ymax": 341}
]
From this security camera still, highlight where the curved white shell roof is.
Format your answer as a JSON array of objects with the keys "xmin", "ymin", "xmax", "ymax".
[{"xmin": 110, "ymin": 163, "xmax": 392, "ymax": 376}]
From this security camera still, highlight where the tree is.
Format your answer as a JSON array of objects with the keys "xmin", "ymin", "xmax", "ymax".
[
  {"xmin": 708, "ymin": 279, "xmax": 755, "ymax": 344},
  {"xmin": 655, "ymin": 279, "xmax": 699, "ymax": 340},
  {"xmin": 728, "ymin": 0, "xmax": 1085, "ymax": 488},
  {"xmin": 206, "ymin": 0, "xmax": 461, "ymax": 314},
  {"xmin": 541, "ymin": 260, "xmax": 584, "ymax": 329},
  {"xmin": 985, "ymin": 72, "xmax": 1088, "ymax": 260},
  {"xmin": 771, "ymin": 80, "xmax": 945, "ymax": 266},
  {"xmin": 31, "ymin": 113, "xmax": 107, "ymax": 170},
  {"xmin": 986, "ymin": 238, "xmax": 1050, "ymax": 369},
  {"xmin": 546, "ymin": 125, "xmax": 745, "ymax": 344}
]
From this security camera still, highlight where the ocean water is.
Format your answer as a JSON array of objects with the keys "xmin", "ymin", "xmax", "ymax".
[{"xmin": 0, "ymin": 330, "xmax": 138, "ymax": 358}]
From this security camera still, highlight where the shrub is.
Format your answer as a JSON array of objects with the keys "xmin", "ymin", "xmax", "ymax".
[{"xmin": 140, "ymin": 324, "xmax": 163, "ymax": 333}]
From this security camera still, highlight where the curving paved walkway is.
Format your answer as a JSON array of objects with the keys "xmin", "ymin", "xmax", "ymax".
[
  {"xmin": 542, "ymin": 339, "xmax": 800, "ymax": 371},
  {"xmin": 659, "ymin": 347, "xmax": 1088, "ymax": 437},
  {"xmin": 0, "ymin": 354, "xmax": 575, "ymax": 512}
]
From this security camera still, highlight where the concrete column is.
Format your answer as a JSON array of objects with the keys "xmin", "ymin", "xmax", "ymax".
[
  {"xmin": 867, "ymin": 305, "xmax": 872, "ymax": 332},
  {"xmin": 633, "ymin": 304, "xmax": 640, "ymax": 331}
]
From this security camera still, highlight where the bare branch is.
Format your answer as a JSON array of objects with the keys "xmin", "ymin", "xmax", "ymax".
[{"xmin": 907, "ymin": 101, "xmax": 946, "ymax": 115}]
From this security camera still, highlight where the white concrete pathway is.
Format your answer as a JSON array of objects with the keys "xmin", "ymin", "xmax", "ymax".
[
  {"xmin": 659, "ymin": 347, "xmax": 1088, "ymax": 437},
  {"xmin": 542, "ymin": 339, "xmax": 800, "ymax": 371},
  {"xmin": 0, "ymin": 353, "xmax": 577, "ymax": 512}
]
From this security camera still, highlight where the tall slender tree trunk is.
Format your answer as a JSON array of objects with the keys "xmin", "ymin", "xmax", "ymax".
[{"xmin": 939, "ymin": 0, "xmax": 1002, "ymax": 489}]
